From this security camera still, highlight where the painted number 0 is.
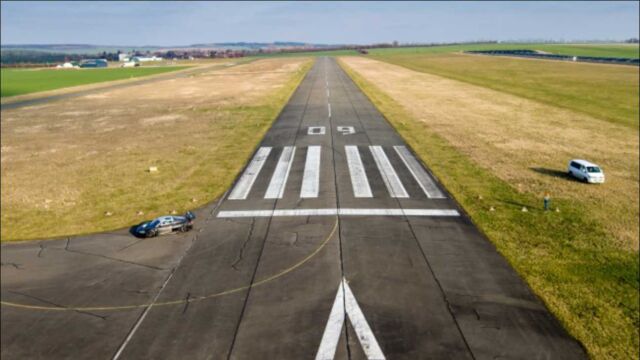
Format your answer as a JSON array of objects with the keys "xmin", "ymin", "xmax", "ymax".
[{"xmin": 308, "ymin": 126, "xmax": 326, "ymax": 135}]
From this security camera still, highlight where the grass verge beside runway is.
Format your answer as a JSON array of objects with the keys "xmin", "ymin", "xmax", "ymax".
[
  {"xmin": 1, "ymin": 58, "xmax": 313, "ymax": 241},
  {"xmin": 260, "ymin": 43, "xmax": 639, "ymax": 60},
  {"xmin": 368, "ymin": 52, "xmax": 638, "ymax": 129},
  {"xmin": 368, "ymin": 43, "xmax": 640, "ymax": 58},
  {"xmin": 340, "ymin": 58, "xmax": 639, "ymax": 360},
  {"xmin": 1, "ymin": 66, "xmax": 188, "ymax": 98}
]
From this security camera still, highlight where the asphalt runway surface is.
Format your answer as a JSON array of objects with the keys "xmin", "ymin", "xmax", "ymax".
[{"xmin": 1, "ymin": 57, "xmax": 587, "ymax": 359}]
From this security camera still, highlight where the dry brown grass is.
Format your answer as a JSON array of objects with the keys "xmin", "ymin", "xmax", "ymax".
[
  {"xmin": 340, "ymin": 56, "xmax": 638, "ymax": 251},
  {"xmin": 0, "ymin": 59, "xmax": 242, "ymax": 105},
  {"xmin": 1, "ymin": 57, "xmax": 312, "ymax": 241}
]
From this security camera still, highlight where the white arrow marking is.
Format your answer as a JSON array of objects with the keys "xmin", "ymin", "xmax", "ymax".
[{"xmin": 316, "ymin": 278, "xmax": 386, "ymax": 360}]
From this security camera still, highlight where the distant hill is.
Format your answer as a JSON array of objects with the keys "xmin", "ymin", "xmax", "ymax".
[{"xmin": 1, "ymin": 42, "xmax": 338, "ymax": 54}]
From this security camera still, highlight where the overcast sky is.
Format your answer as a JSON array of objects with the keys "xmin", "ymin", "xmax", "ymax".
[{"xmin": 1, "ymin": 1, "xmax": 638, "ymax": 45}]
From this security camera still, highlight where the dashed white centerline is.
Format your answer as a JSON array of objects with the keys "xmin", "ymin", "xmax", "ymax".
[
  {"xmin": 327, "ymin": 103, "xmax": 331, "ymax": 118},
  {"xmin": 301, "ymin": 146, "xmax": 321, "ymax": 198},
  {"xmin": 394, "ymin": 146, "xmax": 446, "ymax": 199},
  {"xmin": 217, "ymin": 208, "xmax": 460, "ymax": 218},
  {"xmin": 264, "ymin": 146, "xmax": 296, "ymax": 199},
  {"xmin": 345, "ymin": 146, "xmax": 373, "ymax": 198},
  {"xmin": 369, "ymin": 146, "xmax": 408, "ymax": 198},
  {"xmin": 228, "ymin": 147, "xmax": 272, "ymax": 200}
]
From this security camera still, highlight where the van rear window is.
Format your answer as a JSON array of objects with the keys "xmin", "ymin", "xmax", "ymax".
[{"xmin": 570, "ymin": 162, "xmax": 580, "ymax": 168}]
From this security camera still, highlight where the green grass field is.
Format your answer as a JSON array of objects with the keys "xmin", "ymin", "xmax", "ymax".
[
  {"xmin": 368, "ymin": 43, "xmax": 640, "ymax": 58},
  {"xmin": 341, "ymin": 60, "xmax": 639, "ymax": 360},
  {"xmin": 259, "ymin": 43, "xmax": 639, "ymax": 59},
  {"xmin": 368, "ymin": 52, "xmax": 639, "ymax": 129},
  {"xmin": 256, "ymin": 49, "xmax": 360, "ymax": 58},
  {"xmin": 1, "ymin": 66, "xmax": 187, "ymax": 98}
]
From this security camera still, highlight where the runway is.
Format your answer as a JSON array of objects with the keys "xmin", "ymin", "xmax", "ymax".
[{"xmin": 1, "ymin": 58, "xmax": 586, "ymax": 359}]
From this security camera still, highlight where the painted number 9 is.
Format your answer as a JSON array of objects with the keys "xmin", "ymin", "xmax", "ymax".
[{"xmin": 337, "ymin": 126, "xmax": 355, "ymax": 135}]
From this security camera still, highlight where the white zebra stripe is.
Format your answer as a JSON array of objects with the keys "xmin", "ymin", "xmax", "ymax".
[
  {"xmin": 394, "ymin": 146, "xmax": 445, "ymax": 199},
  {"xmin": 301, "ymin": 146, "xmax": 322, "ymax": 198},
  {"xmin": 345, "ymin": 146, "xmax": 373, "ymax": 198},
  {"xmin": 264, "ymin": 146, "xmax": 296, "ymax": 199},
  {"xmin": 369, "ymin": 146, "xmax": 408, "ymax": 198},
  {"xmin": 228, "ymin": 147, "xmax": 272, "ymax": 200}
]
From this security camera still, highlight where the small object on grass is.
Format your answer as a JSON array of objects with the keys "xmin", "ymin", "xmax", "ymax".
[
  {"xmin": 148, "ymin": 166, "xmax": 158, "ymax": 173},
  {"xmin": 555, "ymin": 207, "xmax": 560, "ymax": 213},
  {"xmin": 544, "ymin": 193, "xmax": 551, "ymax": 211},
  {"xmin": 477, "ymin": 195, "xmax": 483, "ymax": 200},
  {"xmin": 521, "ymin": 207, "xmax": 528, "ymax": 212},
  {"xmin": 489, "ymin": 206, "xmax": 495, "ymax": 212},
  {"xmin": 104, "ymin": 211, "xmax": 113, "ymax": 217},
  {"xmin": 191, "ymin": 198, "xmax": 198, "ymax": 203},
  {"xmin": 136, "ymin": 211, "xmax": 144, "ymax": 216},
  {"xmin": 171, "ymin": 209, "xmax": 177, "ymax": 215}
]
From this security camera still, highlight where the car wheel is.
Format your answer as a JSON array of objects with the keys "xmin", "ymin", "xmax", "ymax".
[
  {"xmin": 180, "ymin": 225, "xmax": 187, "ymax": 232},
  {"xmin": 148, "ymin": 229, "xmax": 158, "ymax": 237}
]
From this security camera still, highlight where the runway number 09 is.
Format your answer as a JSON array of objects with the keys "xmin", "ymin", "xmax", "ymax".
[{"xmin": 307, "ymin": 126, "xmax": 356, "ymax": 136}]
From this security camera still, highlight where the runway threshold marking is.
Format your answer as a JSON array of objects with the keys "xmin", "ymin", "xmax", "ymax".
[
  {"xmin": 264, "ymin": 146, "xmax": 296, "ymax": 199},
  {"xmin": 394, "ymin": 146, "xmax": 446, "ymax": 199},
  {"xmin": 315, "ymin": 278, "xmax": 386, "ymax": 360},
  {"xmin": 301, "ymin": 146, "xmax": 321, "ymax": 198},
  {"xmin": 369, "ymin": 146, "xmax": 409, "ymax": 198},
  {"xmin": 229, "ymin": 147, "xmax": 272, "ymax": 200},
  {"xmin": 345, "ymin": 146, "xmax": 373, "ymax": 198},
  {"xmin": 217, "ymin": 208, "xmax": 460, "ymax": 218}
]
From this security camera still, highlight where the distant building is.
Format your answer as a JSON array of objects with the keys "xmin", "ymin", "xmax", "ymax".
[
  {"xmin": 130, "ymin": 56, "xmax": 162, "ymax": 63},
  {"xmin": 118, "ymin": 53, "xmax": 130, "ymax": 62},
  {"xmin": 79, "ymin": 59, "xmax": 108, "ymax": 68}
]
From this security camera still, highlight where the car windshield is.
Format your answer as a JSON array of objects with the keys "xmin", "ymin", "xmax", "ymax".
[
  {"xmin": 587, "ymin": 166, "xmax": 601, "ymax": 173},
  {"xmin": 147, "ymin": 220, "xmax": 160, "ymax": 228}
]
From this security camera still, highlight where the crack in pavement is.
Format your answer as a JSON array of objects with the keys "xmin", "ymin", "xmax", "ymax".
[
  {"xmin": 52, "ymin": 246, "xmax": 167, "ymax": 271},
  {"xmin": 7, "ymin": 290, "xmax": 108, "ymax": 320},
  {"xmin": 1, "ymin": 262, "xmax": 23, "ymax": 269},
  {"xmin": 231, "ymin": 217, "xmax": 256, "ymax": 271},
  {"xmin": 182, "ymin": 292, "xmax": 191, "ymax": 314},
  {"xmin": 60, "ymin": 236, "xmax": 165, "ymax": 270},
  {"xmin": 37, "ymin": 242, "xmax": 46, "ymax": 258},
  {"xmin": 117, "ymin": 238, "xmax": 147, "ymax": 252}
]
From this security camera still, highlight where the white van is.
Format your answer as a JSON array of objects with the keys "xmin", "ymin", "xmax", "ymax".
[{"xmin": 567, "ymin": 159, "xmax": 605, "ymax": 183}]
